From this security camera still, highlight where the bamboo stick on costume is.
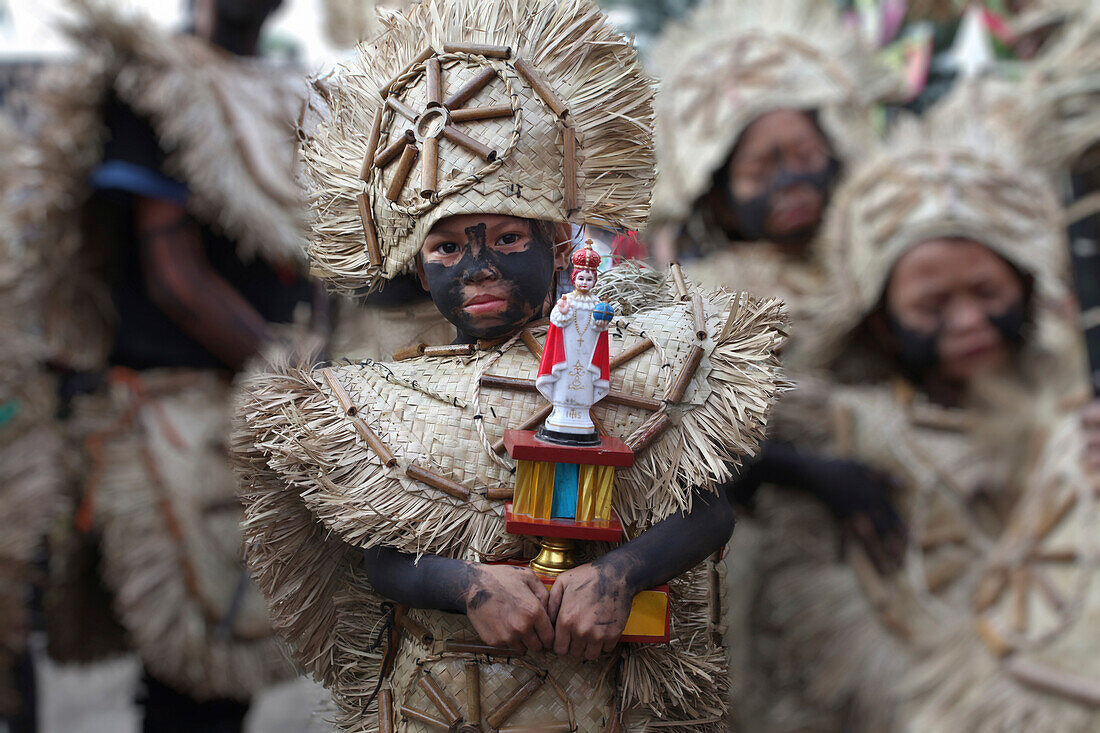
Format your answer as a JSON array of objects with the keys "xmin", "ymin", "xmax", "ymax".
[{"xmin": 234, "ymin": 1, "xmax": 788, "ymax": 731}]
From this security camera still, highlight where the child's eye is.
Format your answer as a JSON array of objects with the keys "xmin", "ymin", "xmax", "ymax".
[
  {"xmin": 498, "ymin": 232, "xmax": 521, "ymax": 246},
  {"xmin": 438, "ymin": 242, "xmax": 460, "ymax": 254}
]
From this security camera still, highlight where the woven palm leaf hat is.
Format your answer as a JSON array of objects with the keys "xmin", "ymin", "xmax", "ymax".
[
  {"xmin": 649, "ymin": 0, "xmax": 903, "ymax": 224},
  {"xmin": 302, "ymin": 0, "xmax": 655, "ymax": 296},
  {"xmin": 805, "ymin": 79, "xmax": 1073, "ymax": 375}
]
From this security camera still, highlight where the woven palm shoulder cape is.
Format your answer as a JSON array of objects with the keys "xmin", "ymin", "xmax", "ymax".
[
  {"xmin": 22, "ymin": 0, "xmax": 309, "ymax": 370},
  {"xmin": 235, "ymin": 271, "xmax": 788, "ymax": 730}
]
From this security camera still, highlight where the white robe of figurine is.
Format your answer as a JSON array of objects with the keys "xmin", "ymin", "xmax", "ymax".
[{"xmin": 536, "ymin": 288, "xmax": 611, "ymax": 435}]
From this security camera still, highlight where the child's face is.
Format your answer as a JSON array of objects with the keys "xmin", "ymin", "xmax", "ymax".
[{"xmin": 418, "ymin": 215, "xmax": 558, "ymax": 339}]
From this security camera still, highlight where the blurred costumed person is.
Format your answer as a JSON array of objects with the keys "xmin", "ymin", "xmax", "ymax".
[
  {"xmin": 889, "ymin": 9, "xmax": 1100, "ymax": 730},
  {"xmin": 649, "ymin": 2, "xmax": 909, "ymax": 701},
  {"xmin": 233, "ymin": 0, "xmax": 788, "ymax": 730},
  {"xmin": 649, "ymin": 0, "xmax": 901, "ymax": 316},
  {"xmin": 0, "ymin": 117, "xmax": 63, "ymax": 733},
  {"xmin": 739, "ymin": 71, "xmax": 1099, "ymax": 730},
  {"xmin": 23, "ymin": 1, "xmax": 321, "ymax": 730}
]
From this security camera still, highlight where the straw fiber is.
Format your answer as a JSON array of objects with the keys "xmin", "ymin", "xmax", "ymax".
[
  {"xmin": 235, "ymin": 272, "xmax": 787, "ymax": 730},
  {"xmin": 67, "ymin": 0, "xmax": 309, "ymax": 265},
  {"xmin": 0, "ymin": 374, "xmax": 61, "ymax": 715},
  {"xmin": 388, "ymin": 609, "xmax": 614, "ymax": 732},
  {"xmin": 330, "ymin": 297, "xmax": 455, "ymax": 362},
  {"xmin": 75, "ymin": 370, "xmax": 295, "ymax": 700},
  {"xmin": 739, "ymin": 379, "xmax": 1100, "ymax": 730}
]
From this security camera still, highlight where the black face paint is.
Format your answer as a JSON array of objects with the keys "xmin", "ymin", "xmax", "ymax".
[
  {"xmin": 726, "ymin": 158, "xmax": 838, "ymax": 244},
  {"xmin": 888, "ymin": 312, "xmax": 942, "ymax": 378},
  {"xmin": 421, "ymin": 221, "xmax": 555, "ymax": 342},
  {"xmin": 987, "ymin": 300, "xmax": 1028, "ymax": 346},
  {"xmin": 887, "ymin": 296, "xmax": 1030, "ymax": 378}
]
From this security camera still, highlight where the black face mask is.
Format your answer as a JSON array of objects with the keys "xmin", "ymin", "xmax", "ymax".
[
  {"xmin": 726, "ymin": 158, "xmax": 838, "ymax": 244},
  {"xmin": 887, "ymin": 298, "xmax": 1029, "ymax": 378},
  {"xmin": 421, "ymin": 222, "xmax": 555, "ymax": 342}
]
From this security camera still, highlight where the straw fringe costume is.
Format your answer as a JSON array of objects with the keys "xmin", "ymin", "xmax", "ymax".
[
  {"xmin": 743, "ymin": 82, "xmax": 1096, "ymax": 731},
  {"xmin": 650, "ymin": 0, "xmax": 901, "ymax": 334},
  {"xmin": 23, "ymin": 1, "xmax": 313, "ymax": 699},
  {"xmin": 0, "ymin": 118, "xmax": 63, "ymax": 717},
  {"xmin": 234, "ymin": 1, "xmax": 788, "ymax": 730}
]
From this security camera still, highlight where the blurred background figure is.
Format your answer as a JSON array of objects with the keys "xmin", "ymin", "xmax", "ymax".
[
  {"xmin": 738, "ymin": 63, "xmax": 1098, "ymax": 729},
  {"xmin": 648, "ymin": 0, "xmax": 903, "ymax": 332},
  {"xmin": 18, "ymin": 0, "xmax": 324, "ymax": 730}
]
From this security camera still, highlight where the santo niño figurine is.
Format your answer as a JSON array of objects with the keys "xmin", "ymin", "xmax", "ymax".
[
  {"xmin": 536, "ymin": 243, "xmax": 613, "ymax": 444},
  {"xmin": 234, "ymin": 0, "xmax": 788, "ymax": 730}
]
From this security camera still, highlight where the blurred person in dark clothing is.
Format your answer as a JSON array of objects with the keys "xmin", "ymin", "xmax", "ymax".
[{"xmin": 22, "ymin": 1, "xmax": 320, "ymax": 730}]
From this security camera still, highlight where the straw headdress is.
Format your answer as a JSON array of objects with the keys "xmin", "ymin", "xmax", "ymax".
[
  {"xmin": 650, "ymin": 0, "xmax": 902, "ymax": 224},
  {"xmin": 805, "ymin": 80, "xmax": 1071, "ymax": 371},
  {"xmin": 302, "ymin": 0, "xmax": 656, "ymax": 295}
]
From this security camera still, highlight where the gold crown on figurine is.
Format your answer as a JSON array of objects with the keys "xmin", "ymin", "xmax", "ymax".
[{"xmin": 299, "ymin": 0, "xmax": 656, "ymax": 296}]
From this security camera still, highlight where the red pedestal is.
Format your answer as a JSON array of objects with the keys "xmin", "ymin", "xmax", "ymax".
[{"xmin": 504, "ymin": 430, "xmax": 635, "ymax": 467}]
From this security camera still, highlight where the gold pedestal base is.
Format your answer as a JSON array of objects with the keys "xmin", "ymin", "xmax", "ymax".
[{"xmin": 529, "ymin": 537, "xmax": 577, "ymax": 579}]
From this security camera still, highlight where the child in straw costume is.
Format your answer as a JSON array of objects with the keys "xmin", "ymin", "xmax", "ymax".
[
  {"xmin": 21, "ymin": 0, "xmax": 321, "ymax": 726},
  {"xmin": 737, "ymin": 76, "xmax": 1100, "ymax": 731},
  {"xmin": 233, "ymin": 0, "xmax": 788, "ymax": 730}
]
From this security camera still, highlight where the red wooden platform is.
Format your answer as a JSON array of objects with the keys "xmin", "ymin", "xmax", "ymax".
[{"xmin": 504, "ymin": 429, "xmax": 635, "ymax": 467}]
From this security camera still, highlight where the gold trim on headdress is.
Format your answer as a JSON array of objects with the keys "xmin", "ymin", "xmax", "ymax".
[{"xmin": 301, "ymin": 0, "xmax": 656, "ymax": 295}]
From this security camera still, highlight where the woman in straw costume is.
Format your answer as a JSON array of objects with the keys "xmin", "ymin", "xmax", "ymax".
[
  {"xmin": 737, "ymin": 73, "xmax": 1100, "ymax": 730},
  {"xmin": 233, "ymin": 0, "xmax": 788, "ymax": 730},
  {"xmin": 22, "ymin": 0, "xmax": 323, "ymax": 728}
]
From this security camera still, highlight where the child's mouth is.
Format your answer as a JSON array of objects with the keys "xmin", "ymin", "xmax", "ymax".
[{"xmin": 463, "ymin": 293, "xmax": 508, "ymax": 315}]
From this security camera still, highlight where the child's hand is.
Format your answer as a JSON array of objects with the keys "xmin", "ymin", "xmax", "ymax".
[
  {"xmin": 463, "ymin": 564, "xmax": 554, "ymax": 653},
  {"xmin": 547, "ymin": 562, "xmax": 633, "ymax": 659}
]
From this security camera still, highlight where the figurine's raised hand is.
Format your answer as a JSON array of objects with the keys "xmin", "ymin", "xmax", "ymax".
[
  {"xmin": 463, "ymin": 564, "xmax": 554, "ymax": 653},
  {"xmin": 556, "ymin": 295, "xmax": 570, "ymax": 316},
  {"xmin": 547, "ymin": 560, "xmax": 634, "ymax": 659}
]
